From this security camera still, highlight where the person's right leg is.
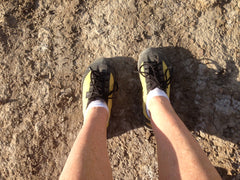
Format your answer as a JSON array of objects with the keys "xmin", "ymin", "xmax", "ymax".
[
  {"xmin": 148, "ymin": 96, "xmax": 221, "ymax": 180},
  {"xmin": 138, "ymin": 48, "xmax": 221, "ymax": 179},
  {"xmin": 60, "ymin": 107, "xmax": 112, "ymax": 180},
  {"xmin": 60, "ymin": 58, "xmax": 117, "ymax": 180}
]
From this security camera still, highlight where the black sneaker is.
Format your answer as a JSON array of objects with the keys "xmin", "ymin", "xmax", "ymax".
[
  {"xmin": 138, "ymin": 48, "xmax": 172, "ymax": 128},
  {"xmin": 82, "ymin": 58, "xmax": 117, "ymax": 118}
]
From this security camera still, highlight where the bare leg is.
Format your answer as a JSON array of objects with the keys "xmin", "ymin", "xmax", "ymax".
[
  {"xmin": 59, "ymin": 107, "xmax": 112, "ymax": 180},
  {"xmin": 149, "ymin": 96, "xmax": 221, "ymax": 180}
]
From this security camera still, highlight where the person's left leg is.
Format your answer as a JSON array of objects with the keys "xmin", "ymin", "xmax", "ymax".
[
  {"xmin": 59, "ymin": 107, "xmax": 112, "ymax": 180},
  {"xmin": 60, "ymin": 58, "xmax": 117, "ymax": 180}
]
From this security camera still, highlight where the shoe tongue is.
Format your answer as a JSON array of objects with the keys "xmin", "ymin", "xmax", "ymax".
[{"xmin": 98, "ymin": 64, "xmax": 108, "ymax": 73}]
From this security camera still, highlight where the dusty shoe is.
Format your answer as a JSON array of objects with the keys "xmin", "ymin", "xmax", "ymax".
[
  {"xmin": 82, "ymin": 58, "xmax": 117, "ymax": 119},
  {"xmin": 138, "ymin": 48, "xmax": 171, "ymax": 128}
]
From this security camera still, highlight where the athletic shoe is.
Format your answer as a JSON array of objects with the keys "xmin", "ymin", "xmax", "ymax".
[
  {"xmin": 82, "ymin": 58, "xmax": 117, "ymax": 117},
  {"xmin": 138, "ymin": 48, "xmax": 171, "ymax": 128}
]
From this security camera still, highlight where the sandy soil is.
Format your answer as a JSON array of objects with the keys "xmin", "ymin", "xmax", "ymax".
[{"xmin": 0, "ymin": 0, "xmax": 239, "ymax": 179}]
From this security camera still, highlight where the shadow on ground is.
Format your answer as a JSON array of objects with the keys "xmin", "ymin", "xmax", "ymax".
[
  {"xmin": 106, "ymin": 47, "xmax": 239, "ymax": 178},
  {"xmin": 107, "ymin": 47, "xmax": 239, "ymax": 139},
  {"xmin": 107, "ymin": 56, "xmax": 145, "ymax": 138}
]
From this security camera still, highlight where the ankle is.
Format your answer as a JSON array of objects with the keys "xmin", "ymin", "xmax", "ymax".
[
  {"xmin": 148, "ymin": 96, "xmax": 170, "ymax": 112},
  {"xmin": 84, "ymin": 100, "xmax": 109, "ymax": 118},
  {"xmin": 84, "ymin": 107, "xmax": 109, "ymax": 126},
  {"xmin": 146, "ymin": 88, "xmax": 170, "ymax": 118}
]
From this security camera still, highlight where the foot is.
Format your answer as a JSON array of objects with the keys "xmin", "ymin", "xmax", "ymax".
[
  {"xmin": 138, "ymin": 48, "xmax": 172, "ymax": 128},
  {"xmin": 82, "ymin": 58, "xmax": 117, "ymax": 120}
]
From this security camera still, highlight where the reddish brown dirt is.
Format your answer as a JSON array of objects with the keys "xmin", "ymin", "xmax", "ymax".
[{"xmin": 0, "ymin": 0, "xmax": 239, "ymax": 179}]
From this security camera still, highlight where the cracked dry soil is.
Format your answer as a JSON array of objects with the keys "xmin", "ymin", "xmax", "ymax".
[{"xmin": 0, "ymin": 0, "xmax": 239, "ymax": 179}]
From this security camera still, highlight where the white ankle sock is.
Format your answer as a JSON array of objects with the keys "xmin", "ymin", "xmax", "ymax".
[
  {"xmin": 146, "ymin": 87, "xmax": 169, "ymax": 118},
  {"xmin": 84, "ymin": 100, "xmax": 109, "ymax": 118}
]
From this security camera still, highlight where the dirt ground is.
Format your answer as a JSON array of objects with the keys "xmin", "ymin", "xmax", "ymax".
[{"xmin": 0, "ymin": 0, "xmax": 239, "ymax": 179}]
